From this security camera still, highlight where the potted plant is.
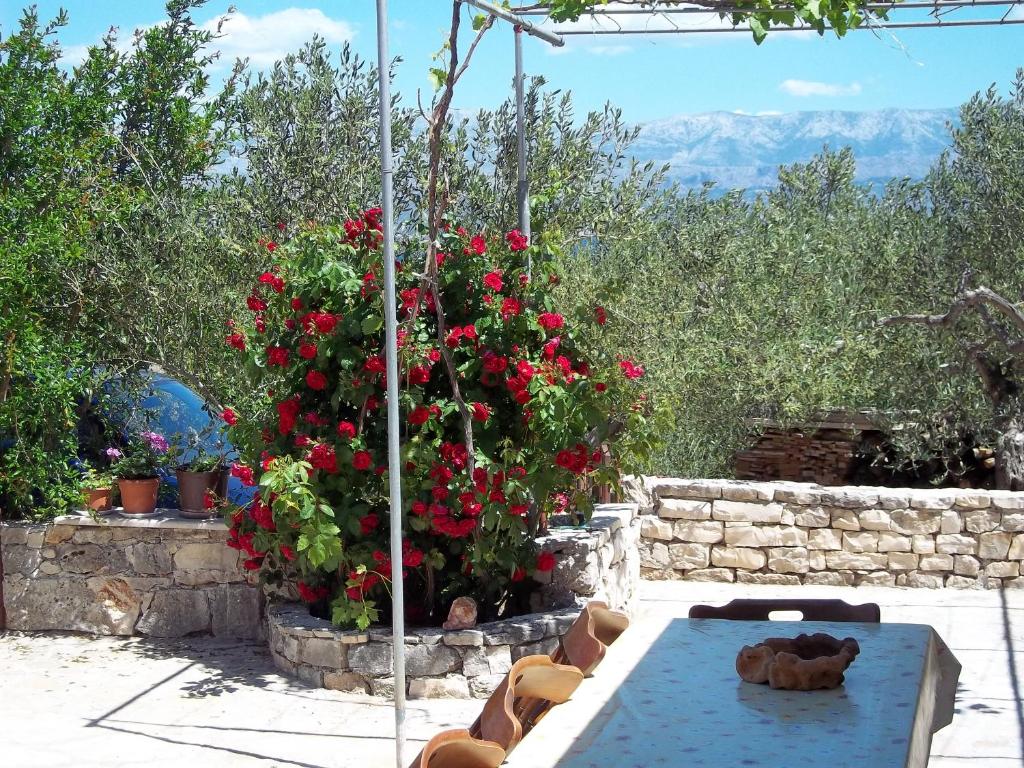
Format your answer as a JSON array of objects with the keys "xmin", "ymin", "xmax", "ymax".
[
  {"xmin": 111, "ymin": 431, "xmax": 171, "ymax": 514},
  {"xmin": 175, "ymin": 442, "xmax": 226, "ymax": 519},
  {"xmin": 79, "ymin": 464, "xmax": 116, "ymax": 512}
]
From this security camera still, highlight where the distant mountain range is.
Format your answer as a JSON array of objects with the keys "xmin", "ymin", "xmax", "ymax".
[{"xmin": 632, "ymin": 108, "xmax": 959, "ymax": 192}]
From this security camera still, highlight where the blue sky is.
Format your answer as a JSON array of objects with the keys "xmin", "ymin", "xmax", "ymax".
[{"xmin": 4, "ymin": 1, "xmax": 1022, "ymax": 122}]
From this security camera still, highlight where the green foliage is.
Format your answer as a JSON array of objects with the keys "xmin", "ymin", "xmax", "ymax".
[{"xmin": 544, "ymin": 0, "xmax": 893, "ymax": 43}]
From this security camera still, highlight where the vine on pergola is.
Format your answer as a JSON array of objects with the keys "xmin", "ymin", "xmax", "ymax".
[{"xmin": 529, "ymin": 0, "xmax": 898, "ymax": 42}]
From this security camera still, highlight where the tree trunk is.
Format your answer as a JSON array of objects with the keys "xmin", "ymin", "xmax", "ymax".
[{"xmin": 997, "ymin": 420, "xmax": 1024, "ymax": 490}]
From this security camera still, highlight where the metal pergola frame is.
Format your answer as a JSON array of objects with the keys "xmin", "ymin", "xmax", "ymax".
[{"xmin": 371, "ymin": 2, "xmax": 1022, "ymax": 765}]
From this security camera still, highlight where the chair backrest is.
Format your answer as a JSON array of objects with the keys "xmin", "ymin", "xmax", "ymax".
[
  {"xmin": 688, "ymin": 598, "xmax": 881, "ymax": 623},
  {"xmin": 474, "ymin": 672, "xmax": 521, "ymax": 750},
  {"xmin": 411, "ymin": 729, "xmax": 505, "ymax": 768},
  {"xmin": 510, "ymin": 655, "xmax": 584, "ymax": 704},
  {"xmin": 557, "ymin": 601, "xmax": 630, "ymax": 676}
]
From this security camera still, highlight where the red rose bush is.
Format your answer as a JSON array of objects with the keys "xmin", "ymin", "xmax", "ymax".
[{"xmin": 222, "ymin": 210, "xmax": 651, "ymax": 629}]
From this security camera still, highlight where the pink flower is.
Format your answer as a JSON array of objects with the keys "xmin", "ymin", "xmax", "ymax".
[{"xmin": 619, "ymin": 360, "xmax": 645, "ymax": 380}]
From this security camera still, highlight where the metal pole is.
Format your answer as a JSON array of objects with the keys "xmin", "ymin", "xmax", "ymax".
[
  {"xmin": 551, "ymin": 16, "xmax": 1024, "ymax": 33},
  {"xmin": 373, "ymin": 2, "xmax": 406, "ymax": 766},
  {"xmin": 463, "ymin": 0, "xmax": 565, "ymax": 45},
  {"xmin": 514, "ymin": 26, "xmax": 530, "ymax": 275}
]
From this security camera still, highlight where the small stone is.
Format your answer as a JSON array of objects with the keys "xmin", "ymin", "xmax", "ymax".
[
  {"xmin": 964, "ymin": 509, "xmax": 1001, "ymax": 534},
  {"xmin": 1003, "ymin": 513, "xmax": 1024, "ymax": 532},
  {"xmin": 985, "ymin": 561, "xmax": 1019, "ymax": 578},
  {"xmin": 842, "ymin": 531, "xmax": 879, "ymax": 553},
  {"xmin": 722, "ymin": 526, "xmax": 806, "ymax": 547},
  {"xmin": 858, "ymin": 509, "xmax": 892, "ymax": 531},
  {"xmin": 890, "ymin": 509, "xmax": 941, "ymax": 535},
  {"xmin": 640, "ymin": 517, "xmax": 673, "ymax": 541},
  {"xmin": 711, "ymin": 547, "xmax": 766, "ymax": 570},
  {"xmin": 409, "ymin": 676, "xmax": 471, "ymax": 699},
  {"xmin": 946, "ymin": 575, "xmax": 979, "ymax": 589},
  {"xmin": 136, "ymin": 590, "xmax": 210, "ymax": 637},
  {"xmin": 979, "ymin": 532, "xmax": 1013, "ymax": 560},
  {"xmin": 804, "ymin": 572, "xmax": 851, "ymax": 586},
  {"xmin": 767, "ymin": 547, "xmax": 809, "ymax": 574},
  {"xmin": 830, "ymin": 509, "xmax": 861, "ymax": 531},
  {"xmin": 712, "ymin": 500, "xmax": 783, "ymax": 523},
  {"xmin": 919, "ymin": 554, "xmax": 954, "ymax": 572},
  {"xmin": 369, "ymin": 677, "xmax": 395, "ymax": 697},
  {"xmin": 954, "ymin": 492, "xmax": 991, "ymax": 509},
  {"xmin": 300, "ymin": 637, "xmax": 346, "ymax": 669},
  {"xmin": 1009, "ymin": 535, "xmax": 1024, "ymax": 560},
  {"xmin": 792, "ymin": 507, "xmax": 830, "ymax": 528},
  {"xmin": 658, "ymin": 500, "xmax": 712, "ymax": 520},
  {"xmin": 857, "ymin": 572, "xmax": 896, "ymax": 587},
  {"xmin": 877, "ymin": 532, "xmax": 912, "ymax": 552},
  {"xmin": 405, "ymin": 643, "xmax": 461, "ymax": 677},
  {"xmin": 807, "ymin": 528, "xmax": 843, "ymax": 551},
  {"xmin": 442, "ymin": 630, "xmax": 484, "ymax": 646},
  {"xmin": 682, "ymin": 568, "xmax": 734, "ymax": 582},
  {"xmin": 940, "ymin": 510, "xmax": 963, "ymax": 534},
  {"xmin": 954, "ymin": 555, "xmax": 981, "ymax": 576},
  {"xmin": 295, "ymin": 665, "xmax": 324, "ymax": 687},
  {"xmin": 808, "ymin": 550, "xmax": 826, "ymax": 570},
  {"xmin": 992, "ymin": 493, "xmax": 1024, "ymax": 511},
  {"xmin": 876, "ymin": 490, "xmax": 912, "ymax": 509},
  {"xmin": 42, "ymin": 526, "xmax": 74, "ymax": 546},
  {"xmin": 469, "ymin": 674, "xmax": 507, "ymax": 698},
  {"xmin": 909, "ymin": 491, "xmax": 957, "ymax": 510},
  {"xmin": 173, "ymin": 542, "xmax": 240, "ymax": 572},
  {"xmin": 936, "ymin": 534, "xmax": 977, "ymax": 555},
  {"xmin": 912, "ymin": 535, "xmax": 936, "ymax": 554},
  {"xmin": 324, "ymin": 672, "xmax": 369, "ymax": 693},
  {"xmin": 824, "ymin": 551, "xmax": 887, "ymax": 570},
  {"xmin": 349, "ymin": 643, "xmax": 393, "ymax": 676},
  {"xmin": 888, "ymin": 553, "xmax": 919, "ymax": 571},
  {"xmin": 673, "ymin": 520, "xmax": 724, "ymax": 544},
  {"xmin": 651, "ymin": 479, "xmax": 722, "ymax": 499},
  {"xmin": 736, "ymin": 572, "xmax": 801, "ymax": 586},
  {"xmin": 639, "ymin": 541, "xmax": 670, "ymax": 569},
  {"xmin": 906, "ymin": 571, "xmax": 945, "ymax": 588},
  {"xmin": 443, "ymin": 596, "xmax": 478, "ymax": 630},
  {"xmin": 668, "ymin": 542, "xmax": 710, "ymax": 570},
  {"xmin": 773, "ymin": 485, "xmax": 825, "ymax": 505},
  {"xmin": 462, "ymin": 645, "xmax": 512, "ymax": 678}
]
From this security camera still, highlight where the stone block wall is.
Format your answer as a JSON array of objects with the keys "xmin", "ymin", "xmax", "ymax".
[
  {"xmin": 628, "ymin": 477, "xmax": 1024, "ymax": 589},
  {"xmin": 1, "ymin": 512, "xmax": 262, "ymax": 638},
  {"xmin": 267, "ymin": 503, "xmax": 640, "ymax": 697}
]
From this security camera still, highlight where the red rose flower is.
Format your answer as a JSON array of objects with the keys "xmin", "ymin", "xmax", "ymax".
[
  {"xmin": 299, "ymin": 342, "xmax": 317, "ymax": 360},
  {"xmin": 470, "ymin": 234, "xmax": 486, "ymax": 255},
  {"xmin": 536, "ymin": 551, "xmax": 556, "ymax": 572},
  {"xmin": 471, "ymin": 402, "xmax": 491, "ymax": 423},
  {"xmin": 291, "ymin": 297, "xmax": 303, "ymax": 311},
  {"xmin": 221, "ymin": 407, "xmax": 238, "ymax": 426},
  {"xmin": 537, "ymin": 312, "xmax": 565, "ymax": 332},
  {"xmin": 463, "ymin": 324, "xmax": 478, "ymax": 341},
  {"xmin": 352, "ymin": 450, "xmax": 373, "ymax": 471},
  {"xmin": 226, "ymin": 332, "xmax": 246, "ymax": 351},
  {"xmin": 258, "ymin": 271, "xmax": 285, "ymax": 293},
  {"xmin": 337, "ymin": 420, "xmax": 357, "ymax": 440},
  {"xmin": 483, "ymin": 270, "xmax": 504, "ymax": 293},
  {"xmin": 246, "ymin": 294, "xmax": 268, "ymax": 312},
  {"xmin": 364, "ymin": 355, "xmax": 386, "ymax": 374},
  {"xmin": 511, "ymin": 566, "xmax": 526, "ymax": 582},
  {"xmin": 306, "ymin": 370, "xmax": 328, "ymax": 390},
  {"xmin": 505, "ymin": 229, "xmax": 529, "ymax": 252},
  {"xmin": 409, "ymin": 365, "xmax": 431, "ymax": 385},
  {"xmin": 482, "ymin": 351, "xmax": 508, "ymax": 374},
  {"xmin": 359, "ymin": 513, "xmax": 379, "ymax": 535},
  {"xmin": 266, "ymin": 345, "xmax": 289, "ymax": 367},
  {"xmin": 595, "ymin": 382, "xmax": 607, "ymax": 393},
  {"xmin": 594, "ymin": 306, "xmax": 607, "ymax": 325},
  {"xmin": 500, "ymin": 297, "xmax": 522, "ymax": 321},
  {"xmin": 408, "ymin": 405, "xmax": 431, "ymax": 426}
]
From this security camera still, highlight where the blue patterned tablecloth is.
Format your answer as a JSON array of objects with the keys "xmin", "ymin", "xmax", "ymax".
[{"xmin": 502, "ymin": 615, "xmax": 960, "ymax": 768}]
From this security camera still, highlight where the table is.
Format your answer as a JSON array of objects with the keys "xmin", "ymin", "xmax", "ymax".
[{"xmin": 502, "ymin": 614, "xmax": 961, "ymax": 768}]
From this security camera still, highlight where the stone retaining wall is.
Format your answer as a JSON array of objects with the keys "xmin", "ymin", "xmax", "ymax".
[
  {"xmin": 268, "ymin": 503, "xmax": 640, "ymax": 697},
  {"xmin": 1, "ymin": 512, "xmax": 262, "ymax": 638},
  {"xmin": 628, "ymin": 477, "xmax": 1024, "ymax": 589}
]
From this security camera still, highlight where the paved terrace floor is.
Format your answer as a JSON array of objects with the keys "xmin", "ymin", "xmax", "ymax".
[{"xmin": 1, "ymin": 581, "xmax": 1021, "ymax": 768}]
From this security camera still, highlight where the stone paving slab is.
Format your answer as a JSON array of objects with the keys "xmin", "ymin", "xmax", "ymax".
[{"xmin": 2, "ymin": 581, "xmax": 1022, "ymax": 766}]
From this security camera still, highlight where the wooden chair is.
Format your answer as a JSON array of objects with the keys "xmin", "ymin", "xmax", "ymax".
[
  {"xmin": 687, "ymin": 598, "xmax": 881, "ymax": 623},
  {"xmin": 409, "ymin": 729, "xmax": 506, "ymax": 768},
  {"xmin": 551, "ymin": 601, "xmax": 630, "ymax": 676}
]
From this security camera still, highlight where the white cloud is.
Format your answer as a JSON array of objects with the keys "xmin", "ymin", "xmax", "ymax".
[
  {"xmin": 780, "ymin": 79, "xmax": 862, "ymax": 97},
  {"xmin": 207, "ymin": 8, "xmax": 354, "ymax": 68},
  {"xmin": 57, "ymin": 8, "xmax": 354, "ymax": 71}
]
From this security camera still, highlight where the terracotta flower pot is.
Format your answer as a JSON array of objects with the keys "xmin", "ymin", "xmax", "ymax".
[
  {"xmin": 176, "ymin": 468, "xmax": 224, "ymax": 517},
  {"xmin": 83, "ymin": 487, "xmax": 113, "ymax": 512},
  {"xmin": 118, "ymin": 478, "xmax": 160, "ymax": 515}
]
